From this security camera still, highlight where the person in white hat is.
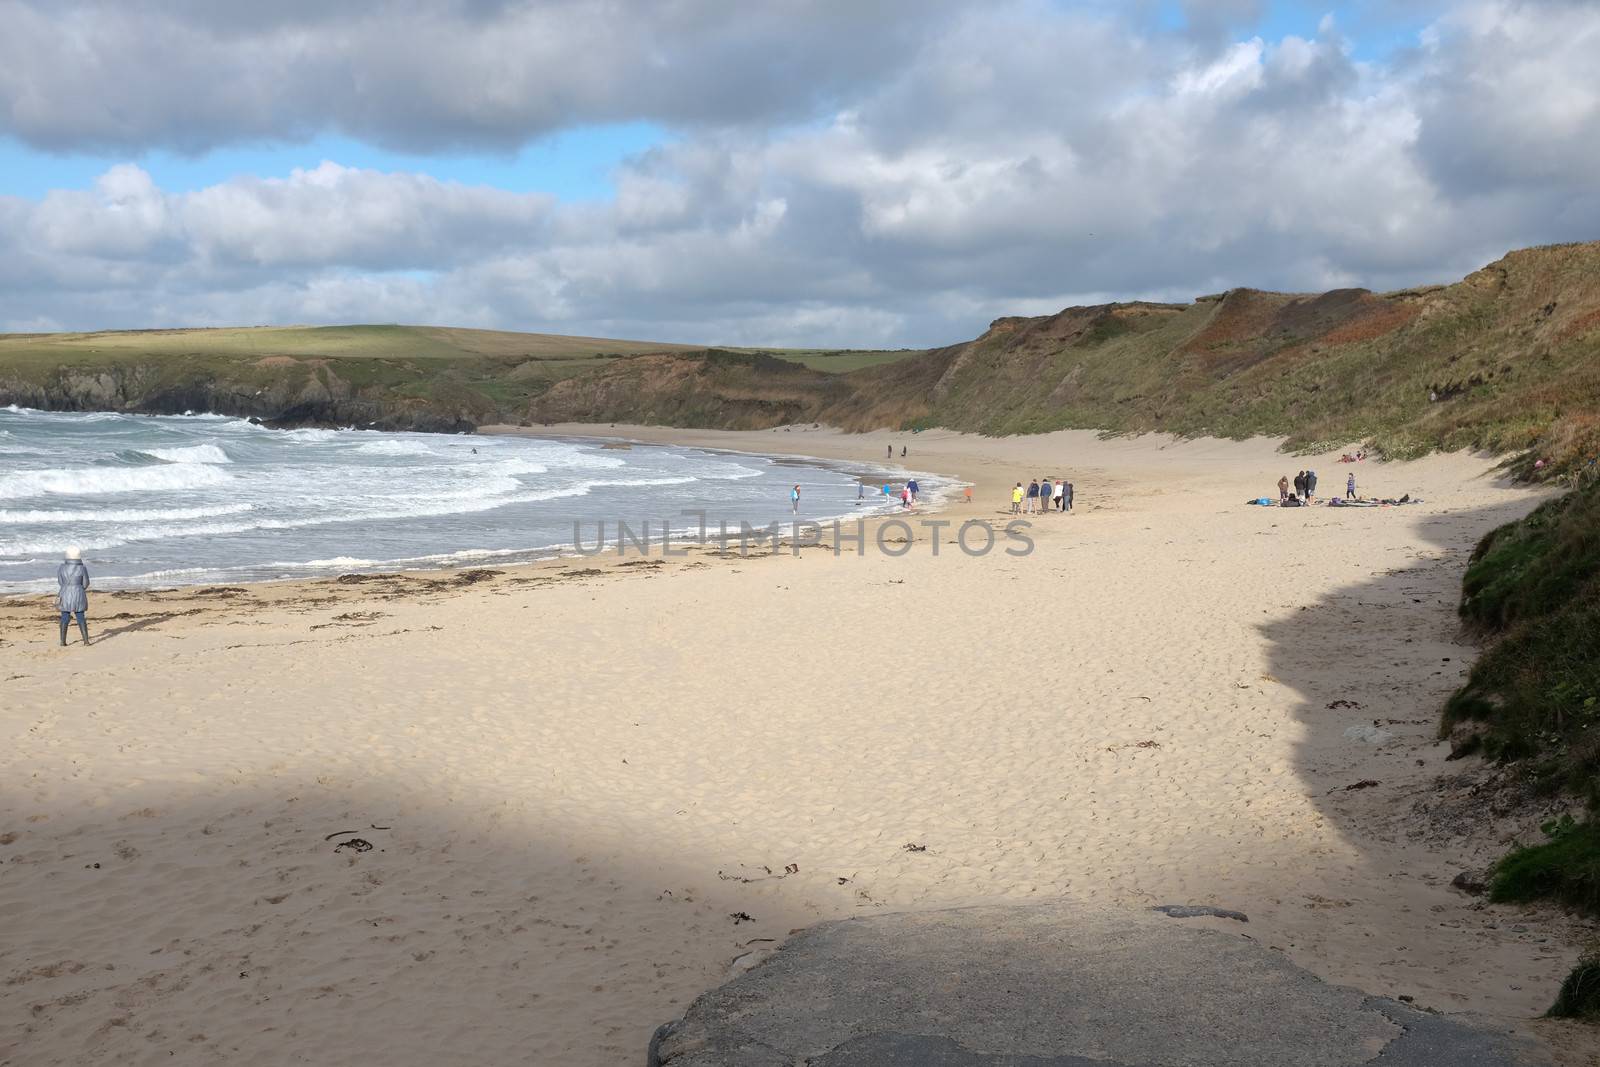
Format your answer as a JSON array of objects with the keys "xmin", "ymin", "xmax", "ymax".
[{"xmin": 56, "ymin": 547, "xmax": 91, "ymax": 646}]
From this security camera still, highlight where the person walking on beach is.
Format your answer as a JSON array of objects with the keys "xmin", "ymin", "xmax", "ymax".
[
  {"xmin": 901, "ymin": 484, "xmax": 912, "ymax": 509},
  {"xmin": 1063, "ymin": 481, "xmax": 1074, "ymax": 512},
  {"xmin": 1294, "ymin": 471, "xmax": 1307, "ymax": 501},
  {"xmin": 907, "ymin": 477, "xmax": 919, "ymax": 504},
  {"xmin": 56, "ymin": 547, "xmax": 90, "ymax": 647},
  {"xmin": 1306, "ymin": 470, "xmax": 1318, "ymax": 500},
  {"xmin": 901, "ymin": 445, "xmax": 906, "ymax": 458},
  {"xmin": 887, "ymin": 444, "xmax": 893, "ymax": 460},
  {"xmin": 1278, "ymin": 475, "xmax": 1290, "ymax": 504},
  {"xmin": 857, "ymin": 481, "xmax": 865, "ymax": 504},
  {"xmin": 964, "ymin": 486, "xmax": 974, "ymax": 505},
  {"xmin": 791, "ymin": 484, "xmax": 801, "ymax": 514},
  {"xmin": 1052, "ymin": 478, "xmax": 1065, "ymax": 511},
  {"xmin": 1011, "ymin": 483, "xmax": 1023, "ymax": 514},
  {"xmin": 1347, "ymin": 472, "xmax": 1357, "ymax": 499},
  {"xmin": 1026, "ymin": 479, "xmax": 1040, "ymax": 514},
  {"xmin": 1040, "ymin": 476, "xmax": 1053, "ymax": 515}
]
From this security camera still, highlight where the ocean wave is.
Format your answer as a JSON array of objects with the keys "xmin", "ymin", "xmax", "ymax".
[
  {"xmin": 696, "ymin": 463, "xmax": 765, "ymax": 480},
  {"xmin": 141, "ymin": 444, "xmax": 232, "ymax": 464},
  {"xmin": 0, "ymin": 502, "xmax": 253, "ymax": 525},
  {"xmin": 353, "ymin": 440, "xmax": 437, "ymax": 457},
  {"xmin": 0, "ymin": 464, "xmax": 233, "ymax": 500}
]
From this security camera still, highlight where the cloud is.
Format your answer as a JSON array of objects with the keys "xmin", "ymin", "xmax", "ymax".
[
  {"xmin": 1, "ymin": 0, "xmax": 1597, "ymax": 346},
  {"xmin": 0, "ymin": 0, "xmax": 965, "ymax": 154}
]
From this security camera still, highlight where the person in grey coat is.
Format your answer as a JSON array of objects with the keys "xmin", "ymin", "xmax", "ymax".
[{"xmin": 56, "ymin": 546, "xmax": 90, "ymax": 646}]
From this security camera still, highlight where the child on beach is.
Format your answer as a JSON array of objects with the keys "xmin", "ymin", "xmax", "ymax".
[
  {"xmin": 1011, "ymin": 483, "xmax": 1023, "ymax": 514},
  {"xmin": 791, "ymin": 484, "xmax": 800, "ymax": 514},
  {"xmin": 1347, "ymin": 473, "xmax": 1357, "ymax": 499}
]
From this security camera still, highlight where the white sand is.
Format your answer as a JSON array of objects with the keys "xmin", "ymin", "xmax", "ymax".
[{"xmin": 1, "ymin": 427, "xmax": 1590, "ymax": 1064}]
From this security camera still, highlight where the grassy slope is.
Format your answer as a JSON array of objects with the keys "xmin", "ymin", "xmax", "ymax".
[
  {"xmin": 901, "ymin": 241, "xmax": 1600, "ymax": 475},
  {"xmin": 1438, "ymin": 476, "xmax": 1600, "ymax": 937},
  {"xmin": 1446, "ymin": 476, "xmax": 1600, "ymax": 792}
]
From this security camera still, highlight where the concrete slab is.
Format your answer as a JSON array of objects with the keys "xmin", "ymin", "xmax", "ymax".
[{"xmin": 648, "ymin": 904, "xmax": 1548, "ymax": 1066}]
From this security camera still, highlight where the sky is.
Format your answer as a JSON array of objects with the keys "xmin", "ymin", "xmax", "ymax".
[{"xmin": 1, "ymin": 0, "xmax": 1597, "ymax": 347}]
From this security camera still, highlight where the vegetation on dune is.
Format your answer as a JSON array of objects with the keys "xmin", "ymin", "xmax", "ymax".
[
  {"xmin": 1548, "ymin": 956, "xmax": 1600, "ymax": 1020},
  {"xmin": 895, "ymin": 241, "xmax": 1600, "ymax": 476},
  {"xmin": 1490, "ymin": 815, "xmax": 1600, "ymax": 916},
  {"xmin": 1444, "ymin": 477, "xmax": 1600, "ymax": 801},
  {"xmin": 1442, "ymin": 471, "xmax": 1600, "ymax": 1009}
]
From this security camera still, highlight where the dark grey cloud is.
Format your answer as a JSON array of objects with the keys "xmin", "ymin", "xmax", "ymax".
[{"xmin": 1, "ymin": 0, "xmax": 1597, "ymax": 347}]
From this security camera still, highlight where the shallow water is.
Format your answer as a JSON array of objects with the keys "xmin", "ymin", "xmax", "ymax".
[{"xmin": 0, "ymin": 408, "xmax": 920, "ymax": 591}]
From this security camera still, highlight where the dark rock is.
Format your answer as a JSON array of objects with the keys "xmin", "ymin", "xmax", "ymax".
[
  {"xmin": 1151, "ymin": 903, "xmax": 1248, "ymax": 922},
  {"xmin": 1451, "ymin": 869, "xmax": 1491, "ymax": 896}
]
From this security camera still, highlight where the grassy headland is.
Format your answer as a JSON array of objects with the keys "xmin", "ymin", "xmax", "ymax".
[{"xmin": 4, "ymin": 240, "xmax": 1600, "ymax": 469}]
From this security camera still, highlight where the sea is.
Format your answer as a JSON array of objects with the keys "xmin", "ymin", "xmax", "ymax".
[{"xmin": 0, "ymin": 407, "xmax": 929, "ymax": 593}]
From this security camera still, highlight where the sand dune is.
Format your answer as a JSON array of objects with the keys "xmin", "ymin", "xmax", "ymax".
[{"xmin": 1, "ymin": 428, "xmax": 1589, "ymax": 1065}]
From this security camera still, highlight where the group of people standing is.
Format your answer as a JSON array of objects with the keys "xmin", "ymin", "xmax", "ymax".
[
  {"xmin": 1279, "ymin": 470, "xmax": 1320, "ymax": 503},
  {"xmin": 855, "ymin": 478, "xmax": 921, "ymax": 508},
  {"xmin": 1277, "ymin": 469, "xmax": 1358, "ymax": 505},
  {"xmin": 1011, "ymin": 477, "xmax": 1073, "ymax": 514}
]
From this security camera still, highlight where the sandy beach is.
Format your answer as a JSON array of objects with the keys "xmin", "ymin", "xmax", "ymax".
[{"xmin": 2, "ymin": 426, "xmax": 1593, "ymax": 1065}]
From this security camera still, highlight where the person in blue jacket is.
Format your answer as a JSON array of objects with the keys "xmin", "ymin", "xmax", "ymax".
[{"xmin": 56, "ymin": 546, "xmax": 91, "ymax": 646}]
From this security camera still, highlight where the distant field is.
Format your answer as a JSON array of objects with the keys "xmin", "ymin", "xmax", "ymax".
[
  {"xmin": 752, "ymin": 349, "xmax": 926, "ymax": 372},
  {"xmin": 0, "ymin": 325, "xmax": 922, "ymax": 377},
  {"xmin": 0, "ymin": 324, "xmax": 703, "ymax": 365}
]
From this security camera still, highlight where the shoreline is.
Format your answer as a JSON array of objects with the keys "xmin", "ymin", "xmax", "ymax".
[
  {"xmin": 3, "ymin": 425, "xmax": 1590, "ymax": 1066},
  {"xmin": 0, "ymin": 420, "xmax": 960, "ymax": 596}
]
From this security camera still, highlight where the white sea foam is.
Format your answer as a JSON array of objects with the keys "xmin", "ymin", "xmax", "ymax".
[
  {"xmin": 141, "ymin": 444, "xmax": 232, "ymax": 464},
  {"xmin": 0, "ymin": 503, "xmax": 253, "ymax": 525},
  {"xmin": 354, "ymin": 440, "xmax": 437, "ymax": 457},
  {"xmin": 0, "ymin": 463, "xmax": 233, "ymax": 499}
]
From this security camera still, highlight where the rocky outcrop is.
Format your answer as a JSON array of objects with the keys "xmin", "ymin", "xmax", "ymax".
[{"xmin": 649, "ymin": 903, "xmax": 1549, "ymax": 1066}]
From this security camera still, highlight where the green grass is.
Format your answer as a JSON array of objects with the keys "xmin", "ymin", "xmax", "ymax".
[
  {"xmin": 1491, "ymin": 816, "xmax": 1600, "ymax": 915},
  {"xmin": 1444, "ymin": 475, "xmax": 1600, "ymax": 931},
  {"xmin": 1443, "ymin": 478, "xmax": 1600, "ymax": 796},
  {"xmin": 0, "ymin": 324, "xmax": 700, "ymax": 363},
  {"xmin": 754, "ymin": 348, "xmax": 925, "ymax": 372},
  {"xmin": 1549, "ymin": 958, "xmax": 1600, "ymax": 1019}
]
